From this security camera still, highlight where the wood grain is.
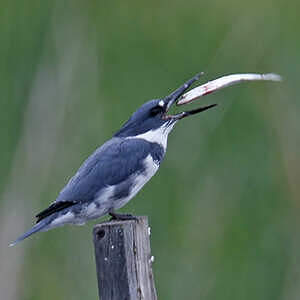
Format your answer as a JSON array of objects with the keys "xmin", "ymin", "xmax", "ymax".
[{"xmin": 93, "ymin": 216, "xmax": 157, "ymax": 300}]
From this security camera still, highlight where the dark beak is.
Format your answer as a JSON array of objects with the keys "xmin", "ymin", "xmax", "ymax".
[
  {"xmin": 170, "ymin": 103, "xmax": 217, "ymax": 120},
  {"xmin": 164, "ymin": 72, "xmax": 204, "ymax": 112},
  {"xmin": 163, "ymin": 73, "xmax": 217, "ymax": 120}
]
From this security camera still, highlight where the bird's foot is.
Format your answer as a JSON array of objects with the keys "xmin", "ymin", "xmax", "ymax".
[{"xmin": 109, "ymin": 212, "xmax": 138, "ymax": 221}]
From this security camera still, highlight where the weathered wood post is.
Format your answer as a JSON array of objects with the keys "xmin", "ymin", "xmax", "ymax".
[{"xmin": 93, "ymin": 216, "xmax": 157, "ymax": 300}]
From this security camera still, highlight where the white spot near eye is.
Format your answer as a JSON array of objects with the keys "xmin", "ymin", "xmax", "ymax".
[{"xmin": 158, "ymin": 100, "xmax": 164, "ymax": 107}]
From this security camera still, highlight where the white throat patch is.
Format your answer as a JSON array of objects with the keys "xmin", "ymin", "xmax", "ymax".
[{"xmin": 128, "ymin": 122, "xmax": 176, "ymax": 150}]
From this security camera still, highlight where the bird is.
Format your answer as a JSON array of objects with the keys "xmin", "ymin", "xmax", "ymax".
[{"xmin": 10, "ymin": 73, "xmax": 216, "ymax": 246}]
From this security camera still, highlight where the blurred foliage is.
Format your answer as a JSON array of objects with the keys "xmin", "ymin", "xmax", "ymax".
[{"xmin": 0, "ymin": 0, "xmax": 299, "ymax": 299}]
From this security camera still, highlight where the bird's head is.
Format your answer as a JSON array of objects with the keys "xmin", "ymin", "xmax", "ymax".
[{"xmin": 115, "ymin": 73, "xmax": 216, "ymax": 139}]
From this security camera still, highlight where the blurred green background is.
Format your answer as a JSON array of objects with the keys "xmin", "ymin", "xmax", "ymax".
[{"xmin": 0, "ymin": 0, "xmax": 299, "ymax": 299}]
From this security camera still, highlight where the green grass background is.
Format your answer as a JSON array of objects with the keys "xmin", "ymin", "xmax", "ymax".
[{"xmin": 0, "ymin": 0, "xmax": 299, "ymax": 299}]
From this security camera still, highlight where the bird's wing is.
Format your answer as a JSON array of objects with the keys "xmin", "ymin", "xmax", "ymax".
[
  {"xmin": 35, "ymin": 201, "xmax": 76, "ymax": 223},
  {"xmin": 47, "ymin": 138, "xmax": 156, "ymax": 206},
  {"xmin": 35, "ymin": 138, "xmax": 154, "ymax": 222}
]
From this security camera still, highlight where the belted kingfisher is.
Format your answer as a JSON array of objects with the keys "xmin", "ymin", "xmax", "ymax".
[{"xmin": 10, "ymin": 73, "xmax": 216, "ymax": 246}]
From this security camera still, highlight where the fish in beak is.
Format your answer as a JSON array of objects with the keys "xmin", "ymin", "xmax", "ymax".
[
  {"xmin": 162, "ymin": 71, "xmax": 281, "ymax": 120},
  {"xmin": 162, "ymin": 72, "xmax": 217, "ymax": 121}
]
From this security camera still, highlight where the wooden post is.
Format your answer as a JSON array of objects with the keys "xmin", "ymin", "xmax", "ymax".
[{"xmin": 93, "ymin": 216, "xmax": 157, "ymax": 300}]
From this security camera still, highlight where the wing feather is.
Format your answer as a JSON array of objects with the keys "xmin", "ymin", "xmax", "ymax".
[
  {"xmin": 55, "ymin": 138, "xmax": 154, "ymax": 204},
  {"xmin": 35, "ymin": 201, "xmax": 75, "ymax": 223}
]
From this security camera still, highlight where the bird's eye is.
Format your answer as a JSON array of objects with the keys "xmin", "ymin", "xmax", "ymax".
[{"xmin": 150, "ymin": 106, "xmax": 163, "ymax": 116}]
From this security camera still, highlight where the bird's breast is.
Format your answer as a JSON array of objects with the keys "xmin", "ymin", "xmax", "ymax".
[{"xmin": 112, "ymin": 154, "xmax": 159, "ymax": 210}]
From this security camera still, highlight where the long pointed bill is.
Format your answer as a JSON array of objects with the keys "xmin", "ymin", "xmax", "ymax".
[
  {"xmin": 177, "ymin": 73, "xmax": 282, "ymax": 106},
  {"xmin": 171, "ymin": 103, "xmax": 217, "ymax": 120},
  {"xmin": 164, "ymin": 72, "xmax": 204, "ymax": 112}
]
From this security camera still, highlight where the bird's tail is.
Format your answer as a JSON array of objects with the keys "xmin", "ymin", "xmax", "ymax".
[{"xmin": 9, "ymin": 219, "xmax": 50, "ymax": 247}]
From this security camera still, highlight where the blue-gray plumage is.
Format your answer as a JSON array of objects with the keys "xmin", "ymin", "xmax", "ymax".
[{"xmin": 10, "ymin": 73, "xmax": 217, "ymax": 246}]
